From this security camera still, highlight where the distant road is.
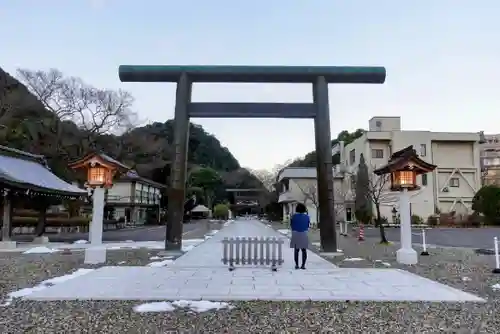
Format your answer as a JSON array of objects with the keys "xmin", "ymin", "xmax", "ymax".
[
  {"xmin": 12, "ymin": 221, "xmax": 210, "ymax": 243},
  {"xmin": 363, "ymin": 227, "xmax": 500, "ymax": 249}
]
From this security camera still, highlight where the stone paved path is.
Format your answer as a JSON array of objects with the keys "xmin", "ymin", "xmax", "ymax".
[
  {"xmin": 24, "ymin": 219, "xmax": 485, "ymax": 302},
  {"xmin": 172, "ymin": 219, "xmax": 335, "ymax": 269}
]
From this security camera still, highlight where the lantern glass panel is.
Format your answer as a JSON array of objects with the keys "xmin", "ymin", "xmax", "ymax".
[
  {"xmin": 396, "ymin": 170, "xmax": 415, "ymax": 187},
  {"xmin": 89, "ymin": 166, "xmax": 107, "ymax": 185}
]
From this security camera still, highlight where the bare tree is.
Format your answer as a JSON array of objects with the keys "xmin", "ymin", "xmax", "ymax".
[
  {"xmin": 250, "ymin": 169, "xmax": 275, "ymax": 190},
  {"xmin": 16, "ymin": 68, "xmax": 138, "ymax": 154},
  {"xmin": 296, "ymin": 181, "xmax": 320, "ymax": 224},
  {"xmin": 250, "ymin": 160, "xmax": 294, "ymax": 191},
  {"xmin": 366, "ymin": 172, "xmax": 392, "ymax": 243}
]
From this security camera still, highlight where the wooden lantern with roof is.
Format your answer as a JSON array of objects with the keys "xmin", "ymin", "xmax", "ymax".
[
  {"xmin": 68, "ymin": 153, "xmax": 131, "ymax": 189},
  {"xmin": 373, "ymin": 145, "xmax": 437, "ymax": 191}
]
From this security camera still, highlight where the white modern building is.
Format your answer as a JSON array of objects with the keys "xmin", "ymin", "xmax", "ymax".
[
  {"xmin": 276, "ymin": 166, "xmax": 350, "ymax": 226},
  {"xmin": 337, "ymin": 116, "xmax": 481, "ymax": 222},
  {"xmin": 106, "ymin": 170, "xmax": 166, "ymax": 225}
]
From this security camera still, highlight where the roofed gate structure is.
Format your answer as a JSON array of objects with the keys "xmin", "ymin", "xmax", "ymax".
[
  {"xmin": 119, "ymin": 64, "xmax": 386, "ymax": 252},
  {"xmin": 0, "ymin": 145, "xmax": 87, "ymax": 247}
]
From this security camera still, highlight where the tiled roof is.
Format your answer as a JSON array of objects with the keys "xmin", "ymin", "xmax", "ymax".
[{"xmin": 0, "ymin": 153, "xmax": 87, "ymax": 196}]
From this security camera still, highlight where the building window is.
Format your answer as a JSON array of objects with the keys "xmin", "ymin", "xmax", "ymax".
[
  {"xmin": 349, "ymin": 149, "xmax": 356, "ymax": 165},
  {"xmin": 372, "ymin": 149, "xmax": 384, "ymax": 159},
  {"xmin": 421, "ymin": 174, "xmax": 428, "ymax": 186},
  {"xmin": 450, "ymin": 177, "xmax": 460, "ymax": 187},
  {"xmin": 420, "ymin": 144, "xmax": 427, "ymax": 157}
]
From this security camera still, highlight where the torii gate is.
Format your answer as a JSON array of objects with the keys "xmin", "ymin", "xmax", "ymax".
[{"xmin": 119, "ymin": 65, "xmax": 386, "ymax": 252}]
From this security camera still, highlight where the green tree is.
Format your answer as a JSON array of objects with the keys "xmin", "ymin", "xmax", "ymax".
[
  {"xmin": 188, "ymin": 167, "xmax": 222, "ymax": 210},
  {"xmin": 472, "ymin": 185, "xmax": 500, "ymax": 225},
  {"xmin": 354, "ymin": 154, "xmax": 373, "ymax": 224},
  {"xmin": 213, "ymin": 203, "xmax": 230, "ymax": 219}
]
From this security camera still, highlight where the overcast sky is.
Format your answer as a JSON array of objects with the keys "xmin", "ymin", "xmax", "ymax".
[{"xmin": 2, "ymin": 0, "xmax": 499, "ymax": 170}]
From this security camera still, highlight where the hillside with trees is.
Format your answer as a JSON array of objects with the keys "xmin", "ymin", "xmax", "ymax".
[{"xmin": 0, "ymin": 67, "xmax": 264, "ymax": 201}]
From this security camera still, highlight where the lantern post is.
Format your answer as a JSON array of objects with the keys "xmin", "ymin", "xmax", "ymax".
[
  {"xmin": 374, "ymin": 146, "xmax": 436, "ymax": 265},
  {"xmin": 391, "ymin": 169, "xmax": 418, "ymax": 265},
  {"xmin": 69, "ymin": 154, "xmax": 129, "ymax": 264}
]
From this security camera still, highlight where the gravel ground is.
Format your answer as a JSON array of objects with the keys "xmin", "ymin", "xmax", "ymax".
[{"xmin": 1, "ymin": 222, "xmax": 499, "ymax": 333}]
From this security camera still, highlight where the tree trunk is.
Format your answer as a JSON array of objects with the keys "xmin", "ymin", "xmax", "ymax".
[
  {"xmin": 376, "ymin": 204, "xmax": 388, "ymax": 243},
  {"xmin": 316, "ymin": 206, "xmax": 320, "ymax": 229}
]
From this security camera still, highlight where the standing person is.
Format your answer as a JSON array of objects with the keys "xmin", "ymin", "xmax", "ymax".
[{"xmin": 289, "ymin": 203, "xmax": 310, "ymax": 270}]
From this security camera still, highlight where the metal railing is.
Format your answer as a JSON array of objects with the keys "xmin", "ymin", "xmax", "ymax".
[{"xmin": 221, "ymin": 236, "xmax": 284, "ymax": 271}]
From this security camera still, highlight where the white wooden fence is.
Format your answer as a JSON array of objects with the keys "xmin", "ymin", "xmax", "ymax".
[{"xmin": 221, "ymin": 236, "xmax": 284, "ymax": 271}]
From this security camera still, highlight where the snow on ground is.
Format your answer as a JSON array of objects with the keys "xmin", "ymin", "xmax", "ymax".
[
  {"xmin": 343, "ymin": 257, "xmax": 365, "ymax": 262},
  {"xmin": 375, "ymin": 260, "xmax": 392, "ymax": 267},
  {"xmin": 312, "ymin": 242, "xmax": 342, "ymax": 253},
  {"xmin": 73, "ymin": 240, "xmax": 88, "ymax": 244},
  {"xmin": 182, "ymin": 239, "xmax": 205, "ymax": 252},
  {"xmin": 492, "ymin": 283, "xmax": 500, "ymax": 290},
  {"xmin": 1, "ymin": 268, "xmax": 94, "ymax": 306},
  {"xmin": 150, "ymin": 255, "xmax": 173, "ymax": 261},
  {"xmin": 277, "ymin": 229, "xmax": 291, "ymax": 238},
  {"xmin": 147, "ymin": 259, "xmax": 175, "ymax": 267},
  {"xmin": 133, "ymin": 300, "xmax": 233, "ymax": 313},
  {"xmin": 22, "ymin": 247, "xmax": 60, "ymax": 254}
]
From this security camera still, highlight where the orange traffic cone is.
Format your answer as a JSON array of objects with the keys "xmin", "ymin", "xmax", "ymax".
[{"xmin": 358, "ymin": 224, "xmax": 365, "ymax": 241}]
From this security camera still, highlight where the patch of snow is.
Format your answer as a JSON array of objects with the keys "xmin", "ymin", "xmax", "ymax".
[
  {"xmin": 1, "ymin": 268, "xmax": 94, "ymax": 306},
  {"xmin": 277, "ymin": 229, "xmax": 290, "ymax": 236},
  {"xmin": 312, "ymin": 242, "xmax": 342, "ymax": 253},
  {"xmin": 375, "ymin": 260, "xmax": 391, "ymax": 267},
  {"xmin": 133, "ymin": 301, "xmax": 176, "ymax": 312},
  {"xmin": 182, "ymin": 239, "xmax": 205, "ymax": 252},
  {"xmin": 462, "ymin": 276, "xmax": 472, "ymax": 282},
  {"xmin": 73, "ymin": 240, "xmax": 88, "ymax": 244},
  {"xmin": 117, "ymin": 261, "xmax": 126, "ymax": 264},
  {"xmin": 343, "ymin": 257, "xmax": 364, "ymax": 262},
  {"xmin": 147, "ymin": 259, "xmax": 174, "ymax": 267},
  {"xmin": 133, "ymin": 300, "xmax": 233, "ymax": 313},
  {"xmin": 172, "ymin": 300, "xmax": 233, "ymax": 312},
  {"xmin": 23, "ymin": 246, "xmax": 59, "ymax": 254},
  {"xmin": 491, "ymin": 283, "xmax": 500, "ymax": 290}
]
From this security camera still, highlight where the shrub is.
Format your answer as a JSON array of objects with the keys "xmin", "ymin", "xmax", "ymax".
[
  {"xmin": 213, "ymin": 203, "xmax": 229, "ymax": 219},
  {"xmin": 427, "ymin": 215, "xmax": 439, "ymax": 227},
  {"xmin": 466, "ymin": 212, "xmax": 482, "ymax": 228},
  {"xmin": 411, "ymin": 214, "xmax": 423, "ymax": 225},
  {"xmin": 472, "ymin": 185, "xmax": 500, "ymax": 225},
  {"xmin": 438, "ymin": 211, "xmax": 456, "ymax": 226}
]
